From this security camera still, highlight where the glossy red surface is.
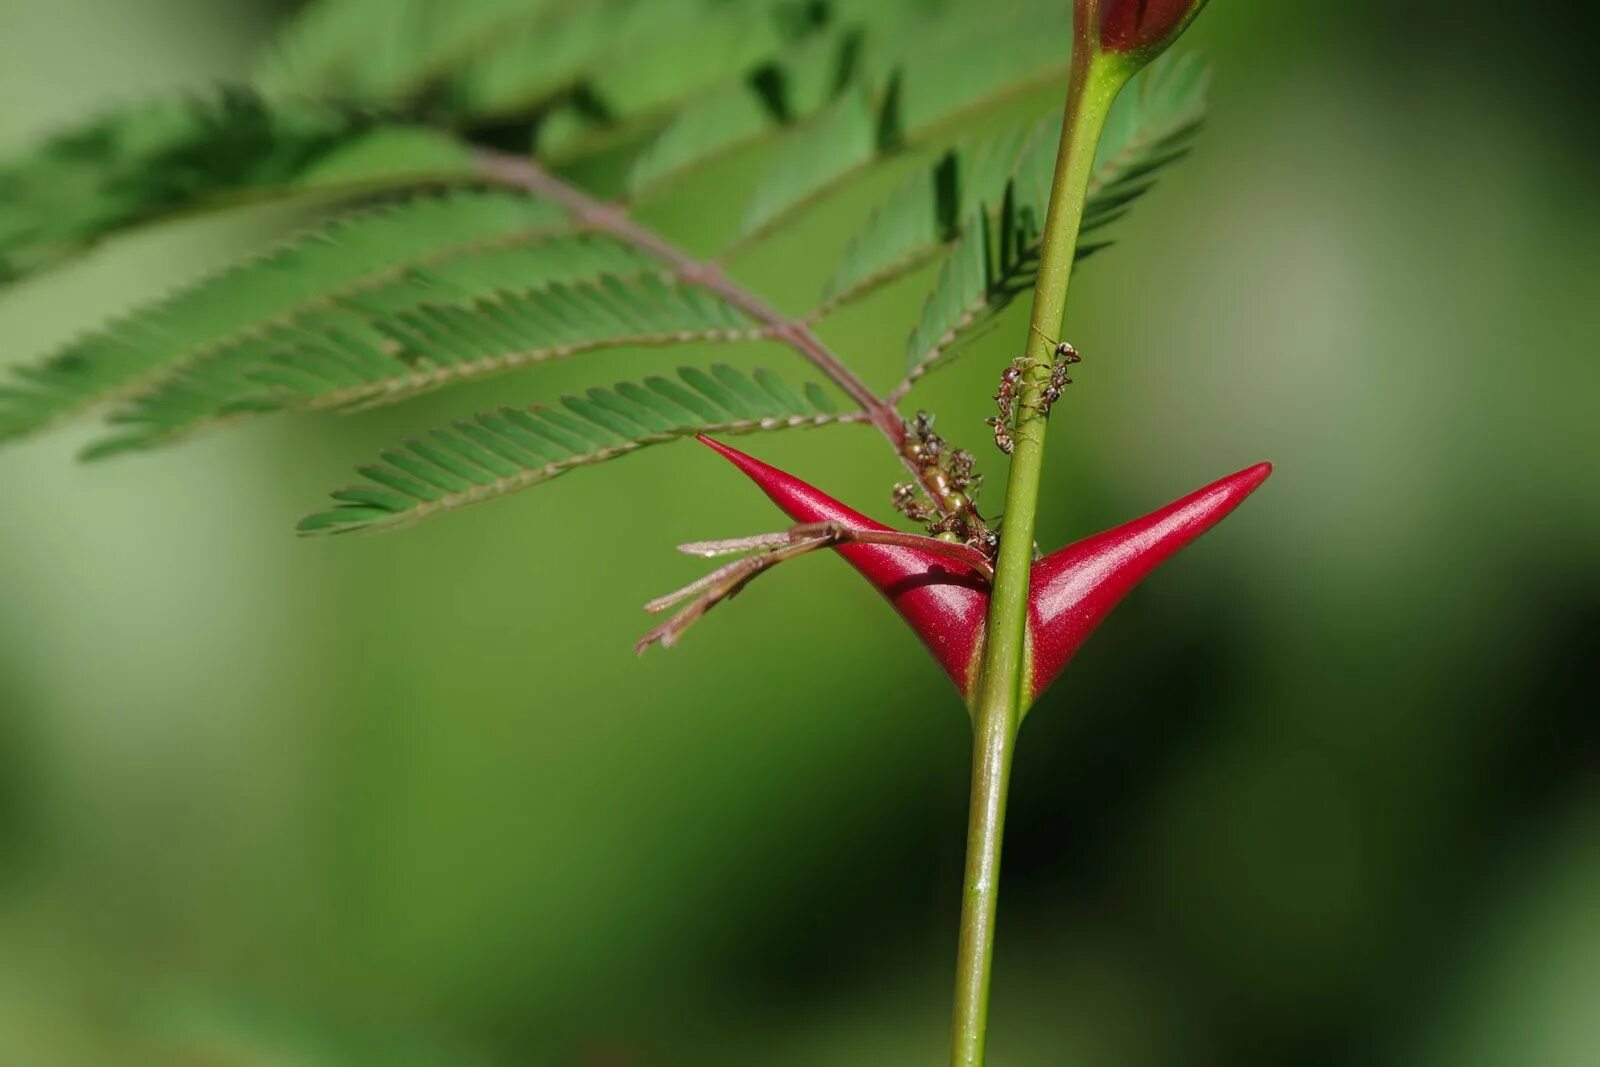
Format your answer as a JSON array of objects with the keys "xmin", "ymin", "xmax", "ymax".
[
  {"xmin": 698, "ymin": 436, "xmax": 990, "ymax": 693},
  {"xmin": 1099, "ymin": 0, "xmax": 1198, "ymax": 52},
  {"xmin": 700, "ymin": 436, "xmax": 1270, "ymax": 703},
  {"xmin": 1026, "ymin": 461, "xmax": 1272, "ymax": 697}
]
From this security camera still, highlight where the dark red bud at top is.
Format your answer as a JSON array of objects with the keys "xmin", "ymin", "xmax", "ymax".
[
  {"xmin": 699, "ymin": 436, "xmax": 1270, "ymax": 705},
  {"xmin": 1096, "ymin": 0, "xmax": 1210, "ymax": 55}
]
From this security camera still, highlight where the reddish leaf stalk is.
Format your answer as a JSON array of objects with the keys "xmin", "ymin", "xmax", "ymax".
[{"xmin": 472, "ymin": 150, "xmax": 964, "ymax": 522}]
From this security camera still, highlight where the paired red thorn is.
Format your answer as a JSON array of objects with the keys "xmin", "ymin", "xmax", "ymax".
[{"xmin": 698, "ymin": 435, "xmax": 1270, "ymax": 703}]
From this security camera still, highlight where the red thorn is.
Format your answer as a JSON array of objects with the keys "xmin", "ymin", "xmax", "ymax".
[
  {"xmin": 697, "ymin": 436, "xmax": 1270, "ymax": 705},
  {"xmin": 1027, "ymin": 462, "xmax": 1271, "ymax": 698},
  {"xmin": 697, "ymin": 436, "xmax": 989, "ymax": 694}
]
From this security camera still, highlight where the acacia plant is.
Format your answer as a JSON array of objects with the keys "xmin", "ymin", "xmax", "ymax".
[{"xmin": 0, "ymin": 0, "xmax": 1269, "ymax": 1061}]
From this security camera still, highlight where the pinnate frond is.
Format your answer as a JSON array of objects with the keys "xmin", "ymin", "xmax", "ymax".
[
  {"xmin": 605, "ymin": 0, "xmax": 1080, "ymax": 229},
  {"xmin": 0, "ymin": 1, "xmax": 1217, "ymax": 558},
  {"xmin": 0, "ymin": 1, "xmax": 1091, "ymax": 291},
  {"xmin": 724, "ymin": 0, "xmax": 1078, "ymax": 245},
  {"xmin": 0, "ymin": 89, "xmax": 475, "ymax": 286},
  {"xmin": 297, "ymin": 364, "xmax": 850, "ymax": 535},
  {"xmin": 89, "ymin": 274, "xmax": 765, "ymax": 458},
  {"xmin": 888, "ymin": 54, "xmax": 1210, "ymax": 392},
  {"xmin": 819, "ymin": 124, "xmax": 1033, "ymax": 309},
  {"xmin": 823, "ymin": 53, "xmax": 1209, "ymax": 322},
  {"xmin": 0, "ymin": 190, "xmax": 566, "ymax": 444}
]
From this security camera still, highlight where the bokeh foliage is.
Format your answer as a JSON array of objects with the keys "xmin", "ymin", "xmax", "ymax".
[{"xmin": 1, "ymin": 1, "xmax": 1597, "ymax": 1064}]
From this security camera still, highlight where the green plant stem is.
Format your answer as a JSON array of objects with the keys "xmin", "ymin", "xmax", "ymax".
[{"xmin": 948, "ymin": 50, "xmax": 1132, "ymax": 1067}]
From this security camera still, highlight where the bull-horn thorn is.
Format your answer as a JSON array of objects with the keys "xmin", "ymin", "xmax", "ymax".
[{"xmin": 698, "ymin": 435, "xmax": 1270, "ymax": 704}]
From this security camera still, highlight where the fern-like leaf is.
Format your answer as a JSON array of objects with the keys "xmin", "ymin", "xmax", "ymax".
[
  {"xmin": 297, "ymin": 364, "xmax": 851, "ymax": 535},
  {"xmin": 2, "ymin": 1, "xmax": 1085, "ymax": 288},
  {"xmin": 89, "ymin": 274, "xmax": 765, "ymax": 458},
  {"xmin": 812, "ymin": 55, "xmax": 1212, "ymax": 394},
  {"xmin": 824, "ymin": 54, "xmax": 1209, "ymax": 319},
  {"xmin": 626, "ymin": 0, "xmax": 1074, "ymax": 223},
  {"xmin": 0, "ymin": 89, "xmax": 476, "ymax": 285},
  {"xmin": 0, "ymin": 191, "xmax": 567, "ymax": 443}
]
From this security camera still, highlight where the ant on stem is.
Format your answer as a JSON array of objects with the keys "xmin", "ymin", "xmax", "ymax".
[{"xmin": 986, "ymin": 331, "xmax": 1082, "ymax": 455}]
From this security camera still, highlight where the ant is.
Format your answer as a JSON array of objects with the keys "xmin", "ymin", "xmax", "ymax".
[
  {"xmin": 985, "ymin": 337, "xmax": 1082, "ymax": 456},
  {"xmin": 1038, "ymin": 341, "xmax": 1080, "ymax": 411},
  {"xmin": 894, "ymin": 412, "xmax": 998, "ymax": 558}
]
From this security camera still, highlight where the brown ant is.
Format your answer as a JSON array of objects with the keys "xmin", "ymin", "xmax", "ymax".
[
  {"xmin": 891, "ymin": 482, "xmax": 936, "ymax": 523},
  {"xmin": 1038, "ymin": 341, "xmax": 1080, "ymax": 412},
  {"xmin": 986, "ymin": 360, "xmax": 1025, "ymax": 455},
  {"xmin": 895, "ymin": 411, "xmax": 997, "ymax": 558},
  {"xmin": 986, "ymin": 340, "xmax": 1082, "ymax": 455}
]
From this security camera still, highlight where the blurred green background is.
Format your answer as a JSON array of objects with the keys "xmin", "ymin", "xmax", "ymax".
[{"xmin": 2, "ymin": 2, "xmax": 1597, "ymax": 1064}]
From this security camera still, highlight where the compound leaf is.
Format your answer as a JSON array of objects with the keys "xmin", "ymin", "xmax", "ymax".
[{"xmin": 298, "ymin": 364, "xmax": 852, "ymax": 534}]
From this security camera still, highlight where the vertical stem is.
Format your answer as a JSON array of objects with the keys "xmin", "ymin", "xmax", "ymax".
[{"xmin": 948, "ymin": 49, "xmax": 1132, "ymax": 1067}]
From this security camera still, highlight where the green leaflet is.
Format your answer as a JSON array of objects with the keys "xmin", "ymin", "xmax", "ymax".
[
  {"xmin": 875, "ymin": 0, "xmax": 1074, "ymax": 136},
  {"xmin": 297, "ymin": 365, "xmax": 851, "ymax": 535},
  {"xmin": 818, "ymin": 120, "xmax": 1039, "ymax": 308},
  {"xmin": 0, "ymin": 89, "xmax": 476, "ymax": 287},
  {"xmin": 633, "ymin": 0, "xmax": 1074, "ymax": 217},
  {"xmin": 449, "ymin": 0, "xmax": 794, "ymax": 128},
  {"xmin": 903, "ymin": 208, "xmax": 995, "ymax": 377},
  {"xmin": 539, "ymin": 3, "xmax": 789, "ymax": 150},
  {"xmin": 625, "ymin": 25, "xmax": 849, "ymax": 196},
  {"xmin": 260, "ymin": 0, "xmax": 794, "ymax": 124},
  {"xmin": 740, "ymin": 87, "xmax": 881, "ymax": 239},
  {"xmin": 627, "ymin": 86, "xmax": 778, "ymax": 197},
  {"xmin": 825, "ymin": 54, "xmax": 1209, "ymax": 316},
  {"xmin": 444, "ymin": 0, "xmax": 634, "ymax": 119},
  {"xmin": 88, "ymin": 274, "xmax": 763, "ymax": 459},
  {"xmin": 256, "ymin": 0, "xmax": 562, "ymax": 105},
  {"xmin": 834, "ymin": 55, "xmax": 1211, "ymax": 391},
  {"xmin": 725, "ymin": 0, "xmax": 1075, "ymax": 239},
  {"xmin": 0, "ymin": 191, "xmax": 565, "ymax": 444}
]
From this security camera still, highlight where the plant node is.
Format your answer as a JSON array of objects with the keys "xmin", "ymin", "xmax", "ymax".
[{"xmin": 901, "ymin": 410, "xmax": 996, "ymax": 556}]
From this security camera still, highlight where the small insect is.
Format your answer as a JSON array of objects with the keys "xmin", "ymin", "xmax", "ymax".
[
  {"xmin": 905, "ymin": 410, "xmax": 950, "ymax": 470},
  {"xmin": 1038, "ymin": 342, "xmax": 1080, "ymax": 412},
  {"xmin": 986, "ymin": 414, "xmax": 1014, "ymax": 456},
  {"xmin": 994, "ymin": 363, "xmax": 1022, "ymax": 425},
  {"xmin": 987, "ymin": 360, "xmax": 1027, "ymax": 456},
  {"xmin": 946, "ymin": 448, "xmax": 979, "ymax": 495},
  {"xmin": 892, "ymin": 482, "xmax": 936, "ymax": 523}
]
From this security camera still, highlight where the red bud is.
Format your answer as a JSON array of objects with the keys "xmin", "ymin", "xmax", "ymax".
[
  {"xmin": 1087, "ymin": 0, "xmax": 1211, "ymax": 57},
  {"xmin": 700, "ymin": 436, "xmax": 1269, "ymax": 704}
]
